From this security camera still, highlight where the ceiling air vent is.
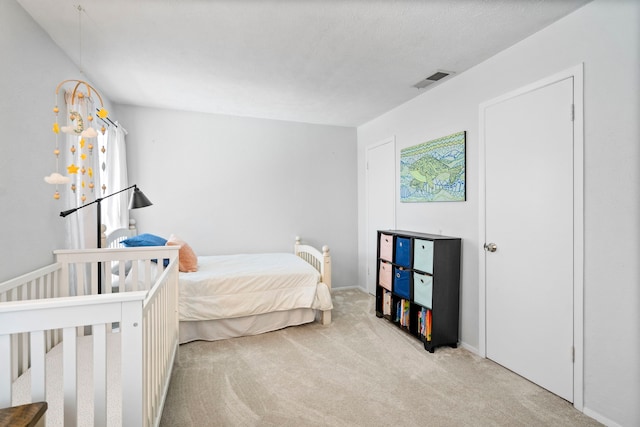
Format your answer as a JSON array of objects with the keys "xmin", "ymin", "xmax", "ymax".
[{"xmin": 413, "ymin": 70, "xmax": 455, "ymax": 89}]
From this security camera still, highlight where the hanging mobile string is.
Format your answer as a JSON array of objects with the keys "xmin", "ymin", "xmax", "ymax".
[{"xmin": 77, "ymin": 5, "xmax": 83, "ymax": 74}]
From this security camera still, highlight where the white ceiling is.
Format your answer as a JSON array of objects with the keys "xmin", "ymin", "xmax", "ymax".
[{"xmin": 18, "ymin": 0, "xmax": 590, "ymax": 127}]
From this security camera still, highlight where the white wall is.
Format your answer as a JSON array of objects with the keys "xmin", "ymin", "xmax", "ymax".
[
  {"xmin": 118, "ymin": 105, "xmax": 358, "ymax": 288},
  {"xmin": 0, "ymin": 0, "xmax": 95, "ymax": 281},
  {"xmin": 357, "ymin": 1, "xmax": 639, "ymax": 425}
]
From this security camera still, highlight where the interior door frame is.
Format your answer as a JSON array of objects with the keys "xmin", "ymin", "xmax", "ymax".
[
  {"xmin": 365, "ymin": 136, "xmax": 396, "ymax": 295},
  {"xmin": 478, "ymin": 64, "xmax": 584, "ymax": 409}
]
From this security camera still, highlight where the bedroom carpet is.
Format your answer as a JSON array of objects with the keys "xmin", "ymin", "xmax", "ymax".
[{"xmin": 159, "ymin": 288, "xmax": 600, "ymax": 427}]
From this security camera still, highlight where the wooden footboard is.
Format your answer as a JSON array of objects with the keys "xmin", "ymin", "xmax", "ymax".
[
  {"xmin": 294, "ymin": 236, "xmax": 332, "ymax": 325},
  {"xmin": 0, "ymin": 246, "xmax": 179, "ymax": 427}
]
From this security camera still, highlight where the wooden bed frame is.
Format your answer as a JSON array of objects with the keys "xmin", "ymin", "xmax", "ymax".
[
  {"xmin": 0, "ymin": 245, "xmax": 179, "ymax": 426},
  {"xmin": 294, "ymin": 236, "xmax": 332, "ymax": 323}
]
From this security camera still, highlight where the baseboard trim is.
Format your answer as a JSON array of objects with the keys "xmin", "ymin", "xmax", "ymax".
[
  {"xmin": 582, "ymin": 407, "xmax": 622, "ymax": 427},
  {"xmin": 334, "ymin": 285, "xmax": 367, "ymax": 291},
  {"xmin": 458, "ymin": 341, "xmax": 479, "ymax": 356}
]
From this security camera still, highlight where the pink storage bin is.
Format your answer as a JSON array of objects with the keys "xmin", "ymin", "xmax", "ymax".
[
  {"xmin": 379, "ymin": 261, "xmax": 392, "ymax": 291},
  {"xmin": 379, "ymin": 233, "xmax": 393, "ymax": 262}
]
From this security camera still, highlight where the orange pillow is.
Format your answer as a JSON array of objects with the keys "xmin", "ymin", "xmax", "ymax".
[{"xmin": 166, "ymin": 234, "xmax": 198, "ymax": 272}]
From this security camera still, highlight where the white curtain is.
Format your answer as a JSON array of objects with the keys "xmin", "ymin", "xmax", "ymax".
[
  {"xmin": 61, "ymin": 91, "xmax": 129, "ymax": 249},
  {"xmin": 101, "ymin": 124, "xmax": 129, "ymax": 235}
]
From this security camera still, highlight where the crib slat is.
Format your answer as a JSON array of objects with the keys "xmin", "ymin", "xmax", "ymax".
[
  {"xmin": 0, "ymin": 334, "xmax": 11, "ymax": 408},
  {"xmin": 10, "ymin": 335, "xmax": 18, "ymax": 382},
  {"xmin": 52, "ymin": 270, "xmax": 62, "ymax": 346},
  {"xmin": 116, "ymin": 261, "xmax": 127, "ymax": 291},
  {"xmin": 151, "ymin": 300, "xmax": 158, "ymax": 419},
  {"xmin": 63, "ymin": 327, "xmax": 78, "ymax": 427},
  {"xmin": 121, "ymin": 300, "xmax": 143, "ymax": 426},
  {"xmin": 130, "ymin": 260, "xmax": 139, "ymax": 292},
  {"xmin": 93, "ymin": 323, "xmax": 107, "ymax": 427},
  {"xmin": 30, "ymin": 331, "xmax": 46, "ymax": 402},
  {"xmin": 60, "ymin": 262, "xmax": 69, "ymax": 297},
  {"xmin": 91, "ymin": 262, "xmax": 99, "ymax": 295},
  {"xmin": 19, "ymin": 286, "xmax": 29, "ymax": 376},
  {"xmin": 75, "ymin": 265, "xmax": 84, "ymax": 296},
  {"xmin": 144, "ymin": 308, "xmax": 151, "ymax": 425}
]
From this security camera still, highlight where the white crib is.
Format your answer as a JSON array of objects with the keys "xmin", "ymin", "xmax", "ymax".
[{"xmin": 0, "ymin": 245, "xmax": 180, "ymax": 427}]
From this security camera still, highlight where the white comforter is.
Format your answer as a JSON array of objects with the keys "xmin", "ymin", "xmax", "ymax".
[{"xmin": 178, "ymin": 253, "xmax": 331, "ymax": 321}]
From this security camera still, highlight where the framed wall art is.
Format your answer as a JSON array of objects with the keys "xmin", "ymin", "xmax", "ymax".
[{"xmin": 400, "ymin": 131, "xmax": 466, "ymax": 202}]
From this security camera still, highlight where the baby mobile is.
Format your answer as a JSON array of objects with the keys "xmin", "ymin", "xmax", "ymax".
[{"xmin": 44, "ymin": 79, "xmax": 109, "ymax": 202}]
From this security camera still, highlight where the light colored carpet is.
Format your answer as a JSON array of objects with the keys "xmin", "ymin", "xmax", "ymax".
[{"xmin": 160, "ymin": 288, "xmax": 600, "ymax": 426}]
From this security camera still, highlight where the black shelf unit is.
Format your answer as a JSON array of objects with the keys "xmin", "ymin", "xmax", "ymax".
[{"xmin": 375, "ymin": 230, "xmax": 461, "ymax": 353}]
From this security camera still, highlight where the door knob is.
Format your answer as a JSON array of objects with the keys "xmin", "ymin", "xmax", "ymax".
[{"xmin": 484, "ymin": 243, "xmax": 497, "ymax": 252}]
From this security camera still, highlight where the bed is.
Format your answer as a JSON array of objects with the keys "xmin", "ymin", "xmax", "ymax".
[
  {"xmin": 110, "ymin": 227, "xmax": 333, "ymax": 344},
  {"xmin": 0, "ymin": 245, "xmax": 180, "ymax": 427},
  {"xmin": 178, "ymin": 237, "xmax": 333, "ymax": 344}
]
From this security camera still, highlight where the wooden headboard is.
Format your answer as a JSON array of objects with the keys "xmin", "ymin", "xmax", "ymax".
[{"xmin": 101, "ymin": 219, "xmax": 138, "ymax": 248}]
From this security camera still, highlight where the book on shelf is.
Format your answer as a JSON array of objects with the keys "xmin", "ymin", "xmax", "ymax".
[
  {"xmin": 382, "ymin": 291, "xmax": 391, "ymax": 316},
  {"xmin": 418, "ymin": 307, "xmax": 432, "ymax": 341},
  {"xmin": 396, "ymin": 299, "xmax": 410, "ymax": 328},
  {"xmin": 404, "ymin": 300, "xmax": 410, "ymax": 327}
]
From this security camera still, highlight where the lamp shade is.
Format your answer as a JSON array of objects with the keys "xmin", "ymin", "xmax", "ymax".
[{"xmin": 129, "ymin": 187, "xmax": 153, "ymax": 209}]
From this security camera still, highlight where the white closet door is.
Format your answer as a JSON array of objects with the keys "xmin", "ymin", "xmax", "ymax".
[{"xmin": 485, "ymin": 77, "xmax": 574, "ymax": 401}]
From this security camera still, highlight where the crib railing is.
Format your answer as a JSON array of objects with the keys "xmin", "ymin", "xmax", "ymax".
[
  {"xmin": 0, "ymin": 246, "xmax": 179, "ymax": 427},
  {"xmin": 142, "ymin": 262, "xmax": 179, "ymax": 426},
  {"xmin": 54, "ymin": 246, "xmax": 173, "ymax": 296},
  {"xmin": 0, "ymin": 263, "xmax": 62, "ymax": 380}
]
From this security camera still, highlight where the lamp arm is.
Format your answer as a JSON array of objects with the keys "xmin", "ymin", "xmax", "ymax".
[
  {"xmin": 59, "ymin": 184, "xmax": 137, "ymax": 217},
  {"xmin": 102, "ymin": 184, "xmax": 137, "ymax": 201}
]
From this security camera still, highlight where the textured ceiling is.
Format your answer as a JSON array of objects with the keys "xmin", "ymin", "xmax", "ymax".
[{"xmin": 18, "ymin": 0, "xmax": 590, "ymax": 126}]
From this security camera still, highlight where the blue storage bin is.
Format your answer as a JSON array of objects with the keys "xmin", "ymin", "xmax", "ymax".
[
  {"xmin": 393, "ymin": 267, "xmax": 411, "ymax": 299},
  {"xmin": 395, "ymin": 237, "xmax": 411, "ymax": 268}
]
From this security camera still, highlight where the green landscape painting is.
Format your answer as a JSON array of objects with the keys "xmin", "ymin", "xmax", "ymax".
[{"xmin": 400, "ymin": 131, "xmax": 466, "ymax": 202}]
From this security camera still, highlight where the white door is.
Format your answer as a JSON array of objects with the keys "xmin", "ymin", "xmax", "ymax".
[
  {"xmin": 366, "ymin": 138, "xmax": 396, "ymax": 295},
  {"xmin": 484, "ymin": 77, "xmax": 574, "ymax": 401}
]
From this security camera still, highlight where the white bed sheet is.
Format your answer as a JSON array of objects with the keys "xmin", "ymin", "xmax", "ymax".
[{"xmin": 179, "ymin": 253, "xmax": 331, "ymax": 321}]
